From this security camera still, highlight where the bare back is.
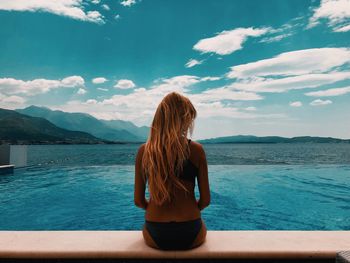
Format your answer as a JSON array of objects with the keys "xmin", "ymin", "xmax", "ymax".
[{"xmin": 134, "ymin": 139, "xmax": 210, "ymax": 222}]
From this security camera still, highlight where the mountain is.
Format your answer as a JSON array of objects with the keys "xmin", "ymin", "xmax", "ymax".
[
  {"xmin": 16, "ymin": 106, "xmax": 148, "ymax": 142},
  {"xmin": 4, "ymin": 107, "xmax": 348, "ymax": 144},
  {"xmin": 101, "ymin": 119, "xmax": 150, "ymax": 140},
  {"xmin": 0, "ymin": 108, "xmax": 110, "ymax": 144},
  {"xmin": 197, "ymin": 135, "xmax": 350, "ymax": 144}
]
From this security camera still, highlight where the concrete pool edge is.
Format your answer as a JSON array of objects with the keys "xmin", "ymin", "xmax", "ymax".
[{"xmin": 0, "ymin": 231, "xmax": 349, "ymax": 259}]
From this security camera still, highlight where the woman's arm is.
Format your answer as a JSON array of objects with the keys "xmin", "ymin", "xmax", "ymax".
[
  {"xmin": 134, "ymin": 144, "xmax": 149, "ymax": 210},
  {"xmin": 196, "ymin": 144, "xmax": 210, "ymax": 211}
]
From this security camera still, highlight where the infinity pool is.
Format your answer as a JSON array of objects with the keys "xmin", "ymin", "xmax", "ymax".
[{"xmin": 1, "ymin": 164, "xmax": 349, "ymax": 230}]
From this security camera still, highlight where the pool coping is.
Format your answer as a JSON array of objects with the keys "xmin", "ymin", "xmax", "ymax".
[{"xmin": 0, "ymin": 231, "xmax": 349, "ymax": 259}]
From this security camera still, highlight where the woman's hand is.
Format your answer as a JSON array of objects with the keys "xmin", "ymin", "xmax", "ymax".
[
  {"xmin": 196, "ymin": 198, "xmax": 210, "ymax": 211},
  {"xmin": 196, "ymin": 199, "xmax": 202, "ymax": 211}
]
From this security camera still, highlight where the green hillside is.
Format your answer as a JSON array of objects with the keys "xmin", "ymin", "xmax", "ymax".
[{"xmin": 0, "ymin": 108, "xmax": 112, "ymax": 144}]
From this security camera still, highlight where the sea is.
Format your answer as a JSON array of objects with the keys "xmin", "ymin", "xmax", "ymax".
[{"xmin": 0, "ymin": 143, "xmax": 349, "ymax": 230}]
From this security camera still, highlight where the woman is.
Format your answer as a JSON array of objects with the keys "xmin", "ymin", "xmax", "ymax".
[{"xmin": 134, "ymin": 91, "xmax": 211, "ymax": 250}]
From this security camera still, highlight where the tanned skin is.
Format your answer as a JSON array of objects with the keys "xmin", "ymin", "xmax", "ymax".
[{"xmin": 134, "ymin": 139, "xmax": 210, "ymax": 249}]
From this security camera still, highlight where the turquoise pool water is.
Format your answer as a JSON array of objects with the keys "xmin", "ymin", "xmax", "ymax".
[{"xmin": 1, "ymin": 164, "xmax": 349, "ymax": 230}]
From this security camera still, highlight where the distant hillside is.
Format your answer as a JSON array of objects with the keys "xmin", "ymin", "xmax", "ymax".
[
  {"xmin": 17, "ymin": 106, "xmax": 149, "ymax": 142},
  {"xmin": 101, "ymin": 119, "xmax": 149, "ymax": 140},
  {"xmin": 197, "ymin": 135, "xmax": 350, "ymax": 144},
  {"xmin": 0, "ymin": 108, "xmax": 111, "ymax": 144}
]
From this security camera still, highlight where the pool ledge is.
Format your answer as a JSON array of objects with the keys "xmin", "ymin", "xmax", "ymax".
[{"xmin": 0, "ymin": 231, "xmax": 349, "ymax": 259}]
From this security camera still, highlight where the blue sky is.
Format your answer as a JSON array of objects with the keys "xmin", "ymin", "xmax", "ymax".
[{"xmin": 0, "ymin": 0, "xmax": 350, "ymax": 139}]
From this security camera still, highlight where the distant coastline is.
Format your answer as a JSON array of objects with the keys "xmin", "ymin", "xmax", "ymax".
[
  {"xmin": 197, "ymin": 135, "xmax": 350, "ymax": 144},
  {"xmin": 0, "ymin": 107, "xmax": 146, "ymax": 145},
  {"xmin": 3, "ymin": 136, "xmax": 350, "ymax": 146},
  {"xmin": 0, "ymin": 140, "xmax": 128, "ymax": 145},
  {"xmin": 1, "ymin": 107, "xmax": 349, "ymax": 145}
]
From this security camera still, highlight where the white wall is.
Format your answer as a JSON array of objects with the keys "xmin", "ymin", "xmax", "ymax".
[
  {"xmin": 0, "ymin": 144, "xmax": 10, "ymax": 165},
  {"xmin": 10, "ymin": 145, "xmax": 27, "ymax": 168},
  {"xmin": 0, "ymin": 145, "xmax": 27, "ymax": 167}
]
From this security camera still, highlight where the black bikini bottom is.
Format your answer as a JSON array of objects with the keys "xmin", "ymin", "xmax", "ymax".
[{"xmin": 144, "ymin": 218, "xmax": 202, "ymax": 250}]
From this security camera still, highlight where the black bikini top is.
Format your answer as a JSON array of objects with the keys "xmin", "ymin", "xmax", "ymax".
[{"xmin": 177, "ymin": 139, "xmax": 199, "ymax": 183}]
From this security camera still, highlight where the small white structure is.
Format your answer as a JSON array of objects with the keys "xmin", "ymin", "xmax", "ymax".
[{"xmin": 0, "ymin": 144, "xmax": 27, "ymax": 168}]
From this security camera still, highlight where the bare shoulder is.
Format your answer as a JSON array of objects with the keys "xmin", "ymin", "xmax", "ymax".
[
  {"xmin": 191, "ymin": 139, "xmax": 202, "ymax": 149},
  {"xmin": 190, "ymin": 139, "xmax": 203, "ymax": 149},
  {"xmin": 189, "ymin": 140, "xmax": 206, "ymax": 160},
  {"xmin": 136, "ymin": 143, "xmax": 146, "ymax": 157}
]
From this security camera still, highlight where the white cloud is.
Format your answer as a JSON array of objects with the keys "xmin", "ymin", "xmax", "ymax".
[
  {"xmin": 200, "ymin": 76, "xmax": 221, "ymax": 81},
  {"xmin": 227, "ymin": 48, "xmax": 350, "ymax": 79},
  {"xmin": 244, "ymin": 106, "xmax": 257, "ymax": 111},
  {"xmin": 77, "ymin": 88, "xmax": 87, "ymax": 95},
  {"xmin": 193, "ymin": 27, "xmax": 269, "ymax": 55},
  {"xmin": 97, "ymin": 87, "xmax": 109, "ymax": 91},
  {"xmin": 86, "ymin": 11, "xmax": 103, "ymax": 23},
  {"xmin": 55, "ymin": 75, "xmax": 274, "ymax": 126},
  {"xmin": 334, "ymin": 24, "xmax": 350, "ymax": 31},
  {"xmin": 187, "ymin": 101, "xmax": 259, "ymax": 119},
  {"xmin": 289, "ymin": 101, "xmax": 303, "ymax": 107},
  {"xmin": 190, "ymin": 87, "xmax": 263, "ymax": 103},
  {"xmin": 114, "ymin": 79, "xmax": 136, "ymax": 89},
  {"xmin": 225, "ymin": 48, "xmax": 350, "ymax": 95},
  {"xmin": 258, "ymin": 16, "xmax": 304, "ymax": 44},
  {"xmin": 259, "ymin": 33, "xmax": 293, "ymax": 43},
  {"xmin": 0, "ymin": 0, "xmax": 105, "ymax": 24},
  {"xmin": 2, "ymin": 95, "xmax": 26, "ymax": 104},
  {"xmin": 61, "ymin": 76, "xmax": 84, "ymax": 86},
  {"xmin": 102, "ymin": 4, "xmax": 110, "ymax": 11},
  {"xmin": 152, "ymin": 75, "xmax": 200, "ymax": 91},
  {"xmin": 258, "ymin": 17, "xmax": 303, "ymax": 44},
  {"xmin": 185, "ymin": 59, "xmax": 203, "ymax": 68},
  {"xmin": 115, "ymin": 14, "xmax": 121, "ymax": 20},
  {"xmin": 230, "ymin": 72, "xmax": 350, "ymax": 93},
  {"xmin": 55, "ymin": 75, "xmax": 200, "ymax": 123},
  {"xmin": 134, "ymin": 87, "xmax": 146, "ymax": 92},
  {"xmin": 310, "ymin": 99, "xmax": 333, "ymax": 106},
  {"xmin": 147, "ymin": 75, "xmax": 219, "ymax": 90},
  {"xmin": 92, "ymin": 77, "xmax": 108, "ymax": 84},
  {"xmin": 0, "ymin": 94, "xmax": 26, "ymax": 109},
  {"xmin": 120, "ymin": 0, "xmax": 137, "ymax": 7},
  {"xmin": 0, "ymin": 76, "xmax": 85, "ymax": 96},
  {"xmin": 85, "ymin": 99, "xmax": 98, "ymax": 104},
  {"xmin": 308, "ymin": 0, "xmax": 350, "ymax": 32},
  {"xmin": 305, "ymin": 86, "xmax": 350, "ymax": 96},
  {"xmin": 90, "ymin": 0, "xmax": 100, "ymax": 4}
]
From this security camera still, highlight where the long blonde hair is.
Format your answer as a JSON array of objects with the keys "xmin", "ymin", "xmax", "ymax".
[{"xmin": 141, "ymin": 92, "xmax": 197, "ymax": 206}]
